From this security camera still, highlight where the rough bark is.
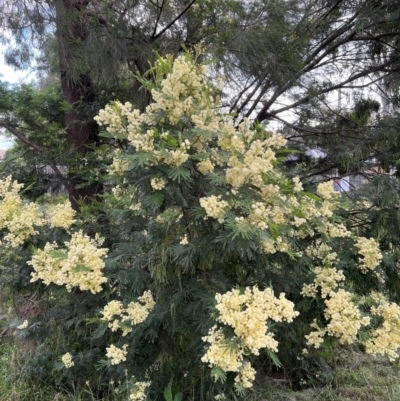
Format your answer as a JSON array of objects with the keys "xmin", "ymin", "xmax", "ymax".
[{"xmin": 55, "ymin": 0, "xmax": 101, "ymax": 210}]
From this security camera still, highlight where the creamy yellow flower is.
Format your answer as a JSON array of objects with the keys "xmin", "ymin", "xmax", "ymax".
[
  {"xmin": 17, "ymin": 320, "xmax": 29, "ymax": 330},
  {"xmin": 235, "ymin": 361, "xmax": 256, "ymax": 389},
  {"xmin": 151, "ymin": 177, "xmax": 166, "ymax": 190},
  {"xmin": 197, "ymin": 159, "xmax": 214, "ymax": 174},
  {"xmin": 301, "ymin": 267, "xmax": 345, "ymax": 299},
  {"xmin": 62, "ymin": 352, "xmax": 74, "ymax": 368},
  {"xmin": 201, "ymin": 326, "xmax": 244, "ymax": 372},
  {"xmin": 0, "ymin": 177, "xmax": 45, "ymax": 247},
  {"xmin": 200, "ymin": 195, "xmax": 229, "ymax": 222},
  {"xmin": 317, "ymin": 181, "xmax": 337, "ymax": 200},
  {"xmin": 324, "ymin": 290, "xmax": 369, "ymax": 344},
  {"xmin": 203, "ymin": 286, "xmax": 298, "ymax": 389},
  {"xmin": 100, "ymin": 291, "xmax": 155, "ymax": 335},
  {"xmin": 106, "ymin": 344, "xmax": 128, "ymax": 365},
  {"xmin": 49, "ymin": 202, "xmax": 76, "ymax": 229},
  {"xmin": 365, "ymin": 300, "xmax": 400, "ymax": 361},
  {"xmin": 355, "ymin": 237, "xmax": 382, "ymax": 273},
  {"xmin": 130, "ymin": 378, "xmax": 151, "ymax": 401},
  {"xmin": 29, "ymin": 231, "xmax": 108, "ymax": 294}
]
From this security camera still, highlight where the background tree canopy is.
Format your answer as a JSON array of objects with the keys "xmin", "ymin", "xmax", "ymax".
[{"xmin": 2, "ymin": 0, "xmax": 400, "ymax": 196}]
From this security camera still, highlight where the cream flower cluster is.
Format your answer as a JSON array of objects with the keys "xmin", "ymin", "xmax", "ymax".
[
  {"xmin": 301, "ymin": 267, "xmax": 345, "ymax": 299},
  {"xmin": 108, "ymin": 152, "xmax": 130, "ymax": 175},
  {"xmin": 202, "ymin": 286, "xmax": 298, "ymax": 388},
  {"xmin": 106, "ymin": 344, "xmax": 128, "ymax": 365},
  {"xmin": 151, "ymin": 177, "xmax": 166, "ymax": 191},
  {"xmin": 365, "ymin": 301, "xmax": 400, "ymax": 361},
  {"xmin": 180, "ymin": 234, "xmax": 189, "ymax": 245},
  {"xmin": 130, "ymin": 129, "xmax": 155, "ymax": 153},
  {"xmin": 217, "ymin": 119, "xmax": 246, "ymax": 153},
  {"xmin": 62, "ymin": 352, "xmax": 74, "ymax": 368},
  {"xmin": 29, "ymin": 231, "xmax": 108, "ymax": 294},
  {"xmin": 130, "ymin": 378, "xmax": 151, "ymax": 401},
  {"xmin": 96, "ymin": 55, "xmax": 211, "ymax": 175},
  {"xmin": 148, "ymin": 55, "xmax": 210, "ymax": 125},
  {"xmin": 101, "ymin": 291, "xmax": 155, "ymax": 336},
  {"xmin": 324, "ymin": 290, "xmax": 370, "ymax": 344},
  {"xmin": 235, "ymin": 361, "xmax": 256, "ymax": 389},
  {"xmin": 49, "ymin": 202, "xmax": 76, "ymax": 230},
  {"xmin": 262, "ymin": 239, "xmax": 277, "ymax": 254},
  {"xmin": 162, "ymin": 149, "xmax": 189, "ymax": 167},
  {"xmin": 248, "ymin": 202, "xmax": 268, "ymax": 230},
  {"xmin": 247, "ymin": 201, "xmax": 291, "ymax": 231},
  {"xmin": 4, "ymin": 202, "xmax": 44, "ymax": 247},
  {"xmin": 317, "ymin": 181, "xmax": 338, "ymax": 200},
  {"xmin": 17, "ymin": 320, "xmax": 29, "ymax": 329},
  {"xmin": 112, "ymin": 185, "xmax": 123, "ymax": 201},
  {"xmin": 225, "ymin": 139, "xmax": 280, "ymax": 189},
  {"xmin": 130, "ymin": 202, "xmax": 142, "ymax": 212},
  {"xmin": 0, "ymin": 175, "xmax": 24, "ymax": 217},
  {"xmin": 215, "ymin": 287, "xmax": 299, "ymax": 354},
  {"xmin": 264, "ymin": 133, "xmax": 288, "ymax": 148},
  {"xmin": 94, "ymin": 101, "xmax": 130, "ymax": 135},
  {"xmin": 200, "ymin": 195, "xmax": 229, "ymax": 222},
  {"xmin": 325, "ymin": 222, "xmax": 351, "ymax": 238},
  {"xmin": 101, "ymin": 300, "xmax": 123, "ymax": 326},
  {"xmin": 292, "ymin": 176, "xmax": 303, "ymax": 192},
  {"xmin": 318, "ymin": 199, "xmax": 337, "ymax": 218},
  {"xmin": 355, "ymin": 237, "xmax": 382, "ymax": 273},
  {"xmin": 0, "ymin": 177, "xmax": 44, "ymax": 247},
  {"xmin": 197, "ymin": 159, "xmax": 214, "ymax": 174},
  {"xmin": 305, "ymin": 241, "xmax": 337, "ymax": 264},
  {"xmin": 95, "ymin": 102, "xmax": 147, "ymax": 153},
  {"xmin": 305, "ymin": 290, "xmax": 369, "ymax": 348},
  {"xmin": 305, "ymin": 320, "xmax": 326, "ymax": 349},
  {"xmin": 191, "ymin": 109, "xmax": 220, "ymax": 133},
  {"xmin": 202, "ymin": 326, "xmax": 243, "ymax": 372}
]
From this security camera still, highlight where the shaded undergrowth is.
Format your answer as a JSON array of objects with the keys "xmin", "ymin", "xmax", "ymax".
[{"xmin": 0, "ymin": 338, "xmax": 399, "ymax": 401}]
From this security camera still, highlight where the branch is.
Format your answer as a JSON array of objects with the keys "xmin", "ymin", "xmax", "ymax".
[
  {"xmin": 302, "ymin": 13, "xmax": 359, "ymax": 73},
  {"xmin": 152, "ymin": 0, "xmax": 197, "ymax": 40},
  {"xmin": 256, "ymin": 59, "xmax": 400, "ymax": 122},
  {"xmin": 0, "ymin": 120, "xmax": 44, "ymax": 153},
  {"xmin": 300, "ymin": 28, "xmax": 358, "ymax": 79},
  {"xmin": 242, "ymin": 79, "xmax": 273, "ymax": 119},
  {"xmin": 352, "ymin": 31, "xmax": 400, "ymax": 42},
  {"xmin": 268, "ymin": 114, "xmax": 366, "ymax": 141},
  {"xmin": 238, "ymin": 20, "xmax": 359, "ymax": 124},
  {"xmin": 88, "ymin": 0, "xmax": 108, "ymax": 26},
  {"xmin": 151, "ymin": 0, "xmax": 168, "ymax": 38},
  {"xmin": 0, "ymin": 120, "xmax": 74, "ymax": 199},
  {"xmin": 229, "ymin": 76, "xmax": 259, "ymax": 113},
  {"xmin": 303, "ymin": 165, "xmax": 338, "ymax": 179},
  {"xmin": 317, "ymin": 0, "xmax": 345, "ymax": 24}
]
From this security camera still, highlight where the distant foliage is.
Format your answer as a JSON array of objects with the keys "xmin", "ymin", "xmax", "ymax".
[{"xmin": 0, "ymin": 51, "xmax": 399, "ymax": 400}]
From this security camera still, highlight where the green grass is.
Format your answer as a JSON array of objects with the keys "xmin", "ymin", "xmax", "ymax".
[
  {"xmin": 251, "ymin": 349, "xmax": 400, "ymax": 401},
  {"xmin": 1, "ymin": 339, "xmax": 400, "ymax": 401},
  {"xmin": 0, "ymin": 338, "xmax": 68, "ymax": 401},
  {"xmin": 0, "ymin": 336, "xmax": 116, "ymax": 401}
]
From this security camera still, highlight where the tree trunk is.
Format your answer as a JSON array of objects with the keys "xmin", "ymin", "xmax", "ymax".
[{"xmin": 55, "ymin": 0, "xmax": 101, "ymax": 211}]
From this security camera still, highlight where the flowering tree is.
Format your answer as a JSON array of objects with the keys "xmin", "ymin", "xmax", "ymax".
[{"xmin": 0, "ymin": 51, "xmax": 399, "ymax": 399}]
